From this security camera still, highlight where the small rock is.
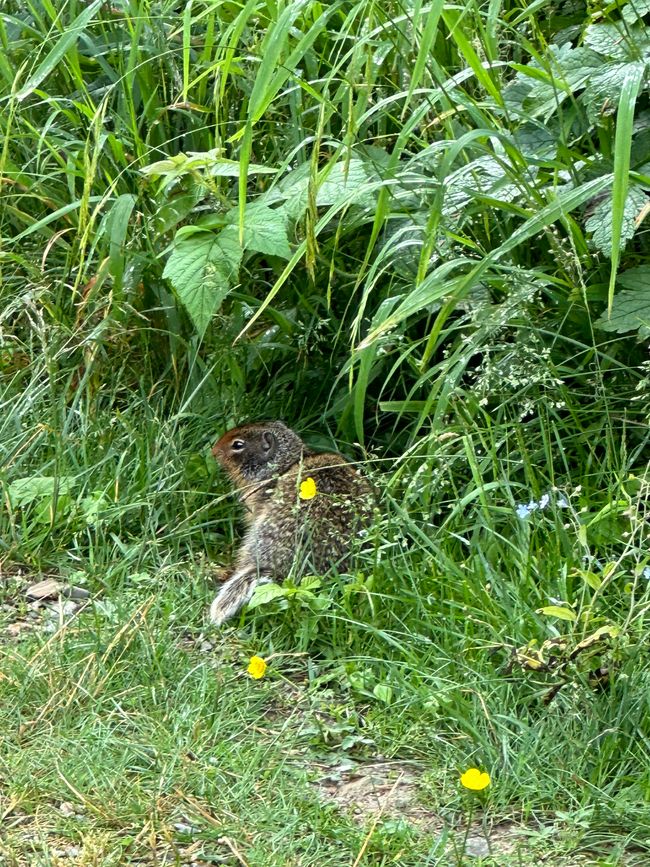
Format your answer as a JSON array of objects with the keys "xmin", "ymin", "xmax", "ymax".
[
  {"xmin": 25, "ymin": 577, "xmax": 90, "ymax": 602},
  {"xmin": 58, "ymin": 801, "xmax": 76, "ymax": 818},
  {"xmin": 6, "ymin": 622, "xmax": 32, "ymax": 637},
  {"xmin": 174, "ymin": 821, "xmax": 198, "ymax": 835},
  {"xmin": 25, "ymin": 578, "xmax": 62, "ymax": 600},
  {"xmin": 46, "ymin": 600, "xmax": 78, "ymax": 619},
  {"xmin": 66, "ymin": 585, "xmax": 91, "ymax": 600},
  {"xmin": 464, "ymin": 834, "xmax": 490, "ymax": 858}
]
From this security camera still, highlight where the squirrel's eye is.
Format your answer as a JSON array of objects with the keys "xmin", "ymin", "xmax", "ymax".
[{"xmin": 231, "ymin": 439, "xmax": 245, "ymax": 451}]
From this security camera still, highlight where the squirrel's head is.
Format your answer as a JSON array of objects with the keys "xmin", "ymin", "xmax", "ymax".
[{"xmin": 212, "ymin": 421, "xmax": 304, "ymax": 483}]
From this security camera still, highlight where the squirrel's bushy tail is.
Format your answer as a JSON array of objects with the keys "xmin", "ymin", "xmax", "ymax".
[{"xmin": 209, "ymin": 568, "xmax": 267, "ymax": 626}]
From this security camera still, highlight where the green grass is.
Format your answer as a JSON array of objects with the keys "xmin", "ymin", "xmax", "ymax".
[
  {"xmin": 2, "ymin": 0, "xmax": 650, "ymax": 863},
  {"xmin": 2, "ymin": 560, "xmax": 649, "ymax": 866}
]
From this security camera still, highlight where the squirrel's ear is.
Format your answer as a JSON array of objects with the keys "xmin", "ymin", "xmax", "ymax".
[{"xmin": 261, "ymin": 430, "xmax": 277, "ymax": 455}]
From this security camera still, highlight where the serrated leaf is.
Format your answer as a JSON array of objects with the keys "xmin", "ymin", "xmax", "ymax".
[
  {"xmin": 444, "ymin": 154, "xmax": 533, "ymax": 216},
  {"xmin": 584, "ymin": 61, "xmax": 646, "ymax": 122},
  {"xmin": 247, "ymin": 582, "xmax": 289, "ymax": 609},
  {"xmin": 585, "ymin": 184, "xmax": 647, "ymax": 257},
  {"xmin": 8, "ymin": 476, "xmax": 75, "ymax": 508},
  {"xmin": 584, "ymin": 22, "xmax": 650, "ymax": 61},
  {"xmin": 360, "ymin": 173, "xmax": 613, "ymax": 348},
  {"xmin": 316, "ymin": 159, "xmax": 376, "ymax": 209},
  {"xmin": 141, "ymin": 149, "xmax": 277, "ymax": 181},
  {"xmin": 513, "ymin": 124, "xmax": 557, "ymax": 159},
  {"xmin": 595, "ymin": 266, "xmax": 650, "ymax": 336},
  {"xmin": 162, "ymin": 228, "xmax": 242, "ymax": 336},
  {"xmin": 272, "ymin": 159, "xmax": 376, "ymax": 221},
  {"xmin": 518, "ymin": 45, "xmax": 603, "ymax": 120},
  {"xmin": 224, "ymin": 203, "xmax": 291, "ymax": 259},
  {"xmin": 623, "ymin": 0, "xmax": 650, "ymax": 22},
  {"xmin": 537, "ymin": 605, "xmax": 577, "ymax": 621}
]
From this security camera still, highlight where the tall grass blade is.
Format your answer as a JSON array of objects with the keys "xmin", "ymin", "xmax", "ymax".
[
  {"xmin": 608, "ymin": 63, "xmax": 644, "ymax": 314},
  {"xmin": 13, "ymin": 0, "xmax": 104, "ymax": 101}
]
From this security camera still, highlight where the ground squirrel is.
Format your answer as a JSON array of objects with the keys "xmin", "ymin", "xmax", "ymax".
[{"xmin": 209, "ymin": 421, "xmax": 374, "ymax": 625}]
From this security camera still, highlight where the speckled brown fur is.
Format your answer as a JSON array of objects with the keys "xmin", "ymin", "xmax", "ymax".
[{"xmin": 209, "ymin": 421, "xmax": 373, "ymax": 625}]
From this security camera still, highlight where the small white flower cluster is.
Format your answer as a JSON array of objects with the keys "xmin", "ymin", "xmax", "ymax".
[{"xmin": 516, "ymin": 492, "xmax": 568, "ymax": 519}]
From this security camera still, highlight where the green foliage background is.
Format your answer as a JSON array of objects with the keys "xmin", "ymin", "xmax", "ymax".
[{"xmin": 2, "ymin": 0, "xmax": 650, "ymax": 862}]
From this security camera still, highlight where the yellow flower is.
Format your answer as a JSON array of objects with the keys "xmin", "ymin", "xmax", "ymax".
[
  {"xmin": 247, "ymin": 656, "xmax": 267, "ymax": 679},
  {"xmin": 460, "ymin": 768, "xmax": 490, "ymax": 791},
  {"xmin": 299, "ymin": 477, "xmax": 317, "ymax": 500}
]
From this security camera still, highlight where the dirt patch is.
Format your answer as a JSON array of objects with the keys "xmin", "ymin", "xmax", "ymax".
[
  {"xmin": 315, "ymin": 760, "xmax": 441, "ymax": 831},
  {"xmin": 314, "ymin": 760, "xmax": 547, "ymax": 860}
]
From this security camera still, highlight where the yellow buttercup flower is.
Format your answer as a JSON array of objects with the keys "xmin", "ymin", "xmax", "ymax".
[
  {"xmin": 247, "ymin": 656, "xmax": 267, "ymax": 679},
  {"xmin": 460, "ymin": 768, "xmax": 490, "ymax": 791},
  {"xmin": 299, "ymin": 477, "xmax": 317, "ymax": 500}
]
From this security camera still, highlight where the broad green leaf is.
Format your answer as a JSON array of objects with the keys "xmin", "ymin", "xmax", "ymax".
[
  {"xmin": 162, "ymin": 228, "xmax": 242, "ymax": 336},
  {"xmin": 80, "ymin": 491, "xmax": 108, "ymax": 525},
  {"xmin": 513, "ymin": 124, "xmax": 557, "ymax": 159},
  {"xmin": 584, "ymin": 61, "xmax": 646, "ymax": 122},
  {"xmin": 360, "ymin": 174, "xmax": 613, "ymax": 348},
  {"xmin": 623, "ymin": 0, "xmax": 650, "ymax": 21},
  {"xmin": 444, "ymin": 154, "xmax": 530, "ymax": 216},
  {"xmin": 537, "ymin": 605, "xmax": 577, "ymax": 621},
  {"xmin": 584, "ymin": 22, "xmax": 650, "ymax": 61},
  {"xmin": 155, "ymin": 184, "xmax": 203, "ymax": 235},
  {"xmin": 299, "ymin": 576, "xmax": 323, "ymax": 592},
  {"xmin": 247, "ymin": 582, "xmax": 289, "ymax": 609},
  {"xmin": 571, "ymin": 568, "xmax": 602, "ymax": 591},
  {"xmin": 8, "ymin": 476, "xmax": 74, "ymax": 508},
  {"xmin": 224, "ymin": 203, "xmax": 292, "ymax": 259},
  {"xmin": 270, "ymin": 159, "xmax": 377, "ymax": 222},
  {"xmin": 518, "ymin": 45, "xmax": 602, "ymax": 120},
  {"xmin": 585, "ymin": 184, "xmax": 647, "ymax": 257},
  {"xmin": 617, "ymin": 266, "xmax": 650, "ymax": 293},
  {"xmin": 595, "ymin": 265, "xmax": 650, "ymax": 337},
  {"xmin": 372, "ymin": 682, "xmax": 394, "ymax": 704},
  {"xmin": 141, "ymin": 150, "xmax": 277, "ymax": 181},
  {"xmin": 316, "ymin": 160, "xmax": 376, "ymax": 209}
]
